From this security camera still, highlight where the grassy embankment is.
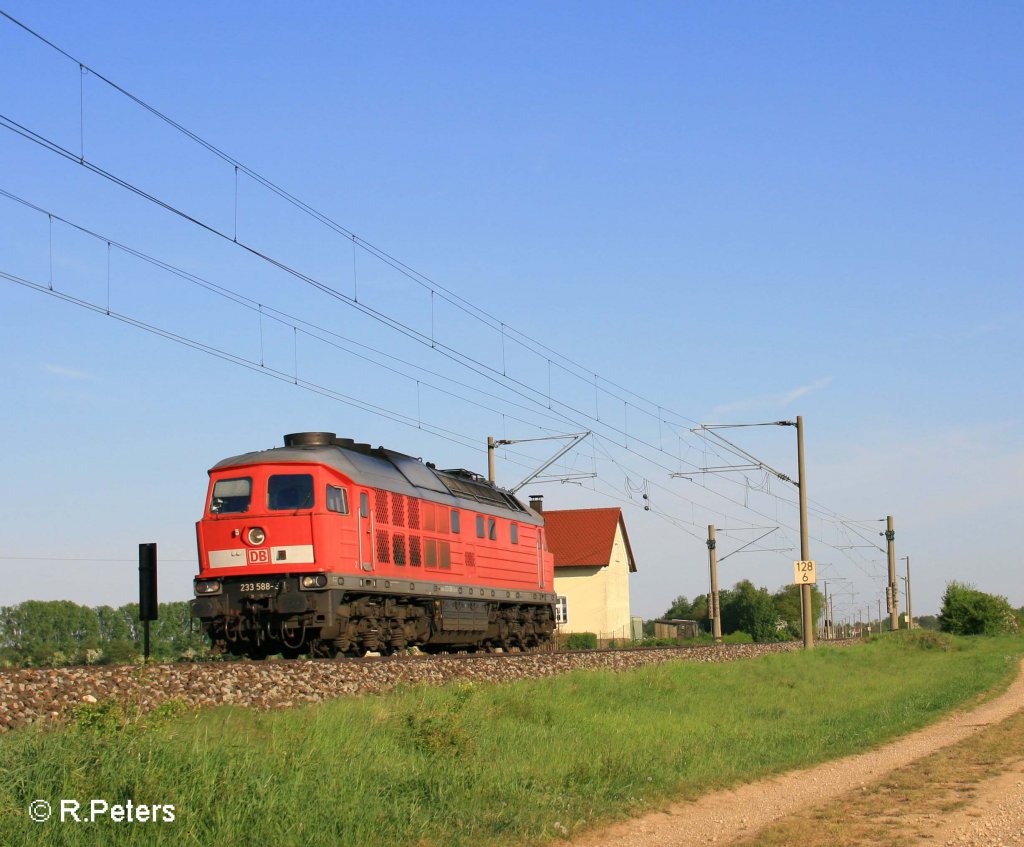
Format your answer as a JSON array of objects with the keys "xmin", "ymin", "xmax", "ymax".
[{"xmin": 1, "ymin": 633, "xmax": 1020, "ymax": 847}]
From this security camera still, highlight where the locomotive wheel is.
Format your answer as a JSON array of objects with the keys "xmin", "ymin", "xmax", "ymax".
[
  {"xmin": 245, "ymin": 646, "xmax": 271, "ymax": 660},
  {"xmin": 311, "ymin": 641, "xmax": 338, "ymax": 659}
]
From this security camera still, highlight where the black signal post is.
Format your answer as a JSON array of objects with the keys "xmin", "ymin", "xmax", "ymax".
[{"xmin": 139, "ymin": 542, "xmax": 158, "ymax": 660}]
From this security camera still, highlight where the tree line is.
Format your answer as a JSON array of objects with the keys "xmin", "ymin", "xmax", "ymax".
[
  {"xmin": 651, "ymin": 580, "xmax": 823, "ymax": 642},
  {"xmin": 0, "ymin": 600, "xmax": 210, "ymax": 668},
  {"xmin": 650, "ymin": 579, "xmax": 1021, "ymax": 642},
  {"xmin": 2, "ymin": 579, "xmax": 1017, "ymax": 667}
]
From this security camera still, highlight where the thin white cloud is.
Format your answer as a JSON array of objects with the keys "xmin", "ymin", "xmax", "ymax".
[
  {"xmin": 43, "ymin": 364, "xmax": 97, "ymax": 381},
  {"xmin": 711, "ymin": 376, "xmax": 833, "ymax": 417},
  {"xmin": 778, "ymin": 376, "xmax": 834, "ymax": 406}
]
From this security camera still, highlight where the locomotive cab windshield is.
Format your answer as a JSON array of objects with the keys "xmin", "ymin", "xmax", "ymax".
[
  {"xmin": 268, "ymin": 473, "xmax": 314, "ymax": 511},
  {"xmin": 209, "ymin": 477, "xmax": 251, "ymax": 514}
]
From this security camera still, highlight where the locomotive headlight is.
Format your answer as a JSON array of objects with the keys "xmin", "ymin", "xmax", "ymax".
[
  {"xmin": 194, "ymin": 580, "xmax": 222, "ymax": 596},
  {"xmin": 246, "ymin": 527, "xmax": 266, "ymax": 546},
  {"xmin": 299, "ymin": 574, "xmax": 327, "ymax": 589}
]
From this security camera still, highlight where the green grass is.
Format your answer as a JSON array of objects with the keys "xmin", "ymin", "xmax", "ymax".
[{"xmin": 1, "ymin": 633, "xmax": 1020, "ymax": 846}]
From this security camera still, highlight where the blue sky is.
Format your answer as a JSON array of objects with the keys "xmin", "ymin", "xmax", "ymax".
[{"xmin": 1, "ymin": 1, "xmax": 1021, "ymax": 624}]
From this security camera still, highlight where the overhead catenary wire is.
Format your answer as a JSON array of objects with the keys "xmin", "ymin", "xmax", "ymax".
[
  {"xmin": 5, "ymin": 248, "xmax": 805, "ymax": 565},
  {"xmin": 0, "ymin": 188, "xmax": 578, "ymax": 438},
  {"xmin": 0, "ymin": 11, "xmax": 875, "ymax": 531},
  {"xmin": 0, "ymin": 98, "xmax": 863, "ymax": 542},
  {"xmin": 0, "ymin": 7, "xmax": 700, "ymax": 433},
  {"xmin": 1, "ymin": 260, "xmax": 770, "ymax": 558},
  {"xmin": 36, "ymin": 252, "xmax": 880, "ymax": 582},
  {"xmin": 0, "ymin": 109, "xmax": 707, "ymax": 476},
  {"xmin": 1, "ymin": 206, "xmax": 773, "ymax": 557},
  {"xmin": 1, "ymin": 176, "xmax": 845, "ymax": 555},
  {"xmin": 0, "ymin": 10, "xmax": 895, "ymax": 594}
]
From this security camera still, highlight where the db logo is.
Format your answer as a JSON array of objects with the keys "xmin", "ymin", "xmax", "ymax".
[{"xmin": 247, "ymin": 549, "xmax": 270, "ymax": 564}]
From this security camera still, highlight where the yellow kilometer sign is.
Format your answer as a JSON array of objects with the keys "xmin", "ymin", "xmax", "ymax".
[{"xmin": 793, "ymin": 560, "xmax": 817, "ymax": 584}]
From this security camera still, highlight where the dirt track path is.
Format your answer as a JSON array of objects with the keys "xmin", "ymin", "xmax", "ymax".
[
  {"xmin": 926, "ymin": 757, "xmax": 1024, "ymax": 846},
  {"xmin": 570, "ymin": 659, "xmax": 1024, "ymax": 847}
]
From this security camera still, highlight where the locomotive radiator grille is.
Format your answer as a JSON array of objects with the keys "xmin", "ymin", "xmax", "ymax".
[
  {"xmin": 392, "ymin": 534, "xmax": 407, "ymax": 565},
  {"xmin": 376, "ymin": 529, "xmax": 391, "ymax": 564}
]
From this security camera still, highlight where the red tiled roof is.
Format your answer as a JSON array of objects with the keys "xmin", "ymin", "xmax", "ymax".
[{"xmin": 543, "ymin": 507, "xmax": 637, "ymax": 572}]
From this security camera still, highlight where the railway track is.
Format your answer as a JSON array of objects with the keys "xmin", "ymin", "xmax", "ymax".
[{"xmin": 1, "ymin": 641, "xmax": 851, "ymax": 733}]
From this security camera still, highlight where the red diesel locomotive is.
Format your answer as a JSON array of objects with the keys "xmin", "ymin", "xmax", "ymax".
[{"xmin": 190, "ymin": 432, "xmax": 556, "ymax": 657}]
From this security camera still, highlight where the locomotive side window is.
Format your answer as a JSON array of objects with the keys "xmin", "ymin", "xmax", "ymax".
[
  {"xmin": 326, "ymin": 486, "xmax": 349, "ymax": 514},
  {"xmin": 487, "ymin": 517, "xmax": 497, "ymax": 541},
  {"xmin": 360, "ymin": 492, "xmax": 369, "ymax": 518},
  {"xmin": 210, "ymin": 477, "xmax": 251, "ymax": 514},
  {"xmin": 510, "ymin": 522, "xmax": 519, "ymax": 544},
  {"xmin": 475, "ymin": 515, "xmax": 485, "ymax": 538},
  {"xmin": 450, "ymin": 510, "xmax": 460, "ymax": 533},
  {"xmin": 268, "ymin": 474, "xmax": 314, "ymax": 510},
  {"xmin": 420, "ymin": 540, "xmax": 451, "ymax": 568}
]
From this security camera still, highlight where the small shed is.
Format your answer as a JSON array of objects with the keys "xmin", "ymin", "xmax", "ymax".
[{"xmin": 653, "ymin": 619, "xmax": 700, "ymax": 640}]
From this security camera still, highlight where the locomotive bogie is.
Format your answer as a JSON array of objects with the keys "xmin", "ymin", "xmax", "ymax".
[{"xmin": 191, "ymin": 574, "xmax": 555, "ymax": 657}]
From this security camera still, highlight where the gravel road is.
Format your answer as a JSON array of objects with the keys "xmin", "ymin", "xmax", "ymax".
[
  {"xmin": 570, "ymin": 659, "xmax": 1024, "ymax": 847},
  {"xmin": 929, "ymin": 759, "xmax": 1024, "ymax": 847}
]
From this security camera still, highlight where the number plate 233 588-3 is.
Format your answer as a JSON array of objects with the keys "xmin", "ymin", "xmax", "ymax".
[{"xmin": 239, "ymin": 581, "xmax": 280, "ymax": 593}]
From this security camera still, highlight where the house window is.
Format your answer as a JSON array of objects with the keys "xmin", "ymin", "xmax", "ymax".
[
  {"xmin": 326, "ymin": 486, "xmax": 349, "ymax": 514},
  {"xmin": 555, "ymin": 596, "xmax": 568, "ymax": 625},
  {"xmin": 510, "ymin": 522, "xmax": 518, "ymax": 544}
]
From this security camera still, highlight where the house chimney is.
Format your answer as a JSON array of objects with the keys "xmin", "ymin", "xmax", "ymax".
[{"xmin": 529, "ymin": 494, "xmax": 544, "ymax": 513}]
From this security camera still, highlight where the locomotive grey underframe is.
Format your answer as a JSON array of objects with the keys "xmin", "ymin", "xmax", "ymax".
[{"xmin": 192, "ymin": 573, "xmax": 557, "ymax": 644}]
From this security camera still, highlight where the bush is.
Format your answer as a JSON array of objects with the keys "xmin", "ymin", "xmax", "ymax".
[
  {"xmin": 939, "ymin": 582, "xmax": 1019, "ymax": 636},
  {"xmin": 102, "ymin": 639, "xmax": 141, "ymax": 665},
  {"xmin": 564, "ymin": 632, "xmax": 598, "ymax": 650},
  {"xmin": 636, "ymin": 637, "xmax": 683, "ymax": 647},
  {"xmin": 902, "ymin": 630, "xmax": 956, "ymax": 650},
  {"xmin": 721, "ymin": 630, "xmax": 755, "ymax": 644}
]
